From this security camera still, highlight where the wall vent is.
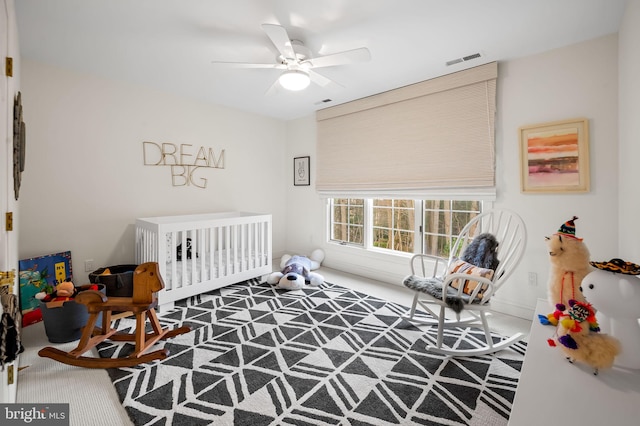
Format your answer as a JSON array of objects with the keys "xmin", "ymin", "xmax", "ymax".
[
  {"xmin": 446, "ymin": 52, "xmax": 482, "ymax": 66},
  {"xmin": 315, "ymin": 99, "xmax": 333, "ymax": 105}
]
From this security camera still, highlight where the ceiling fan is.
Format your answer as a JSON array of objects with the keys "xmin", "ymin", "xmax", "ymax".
[{"xmin": 211, "ymin": 24, "xmax": 371, "ymax": 93}]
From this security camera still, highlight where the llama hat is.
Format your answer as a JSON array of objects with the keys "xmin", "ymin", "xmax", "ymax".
[
  {"xmin": 555, "ymin": 216, "xmax": 582, "ymax": 241},
  {"xmin": 589, "ymin": 258, "xmax": 640, "ymax": 275}
]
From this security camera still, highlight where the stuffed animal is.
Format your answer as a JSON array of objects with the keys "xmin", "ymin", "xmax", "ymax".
[
  {"xmin": 461, "ymin": 233, "xmax": 500, "ymax": 270},
  {"xmin": 581, "ymin": 260, "xmax": 640, "ymax": 369},
  {"xmin": 36, "ymin": 281, "xmax": 100, "ymax": 308},
  {"xmin": 549, "ymin": 299, "xmax": 620, "ymax": 375},
  {"xmin": 267, "ymin": 249, "xmax": 325, "ymax": 290},
  {"xmin": 539, "ymin": 216, "xmax": 591, "ymax": 326},
  {"xmin": 37, "ymin": 280, "xmax": 83, "ymax": 308}
]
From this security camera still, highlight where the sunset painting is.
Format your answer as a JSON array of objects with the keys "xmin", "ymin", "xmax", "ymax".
[
  {"xmin": 527, "ymin": 127, "xmax": 579, "ymax": 186},
  {"xmin": 520, "ymin": 118, "xmax": 589, "ymax": 193}
]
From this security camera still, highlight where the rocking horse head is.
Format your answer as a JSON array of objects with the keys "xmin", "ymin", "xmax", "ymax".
[{"xmin": 133, "ymin": 262, "xmax": 165, "ymax": 303}]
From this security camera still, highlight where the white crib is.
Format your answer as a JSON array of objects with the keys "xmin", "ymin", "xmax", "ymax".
[{"xmin": 135, "ymin": 212, "xmax": 272, "ymax": 310}]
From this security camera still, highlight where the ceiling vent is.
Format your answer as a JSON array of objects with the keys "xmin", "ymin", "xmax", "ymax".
[
  {"xmin": 446, "ymin": 52, "xmax": 482, "ymax": 66},
  {"xmin": 315, "ymin": 99, "xmax": 333, "ymax": 105}
]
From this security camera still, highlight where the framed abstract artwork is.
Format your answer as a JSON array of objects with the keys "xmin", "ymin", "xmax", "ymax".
[{"xmin": 519, "ymin": 118, "xmax": 590, "ymax": 193}]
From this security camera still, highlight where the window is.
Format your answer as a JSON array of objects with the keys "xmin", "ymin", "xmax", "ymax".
[
  {"xmin": 329, "ymin": 198, "xmax": 481, "ymax": 257},
  {"xmin": 372, "ymin": 199, "xmax": 415, "ymax": 253},
  {"xmin": 330, "ymin": 198, "xmax": 364, "ymax": 245},
  {"xmin": 422, "ymin": 200, "xmax": 481, "ymax": 257}
]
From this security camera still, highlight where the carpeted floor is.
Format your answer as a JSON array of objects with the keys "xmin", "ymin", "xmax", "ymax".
[{"xmin": 98, "ymin": 279, "xmax": 526, "ymax": 425}]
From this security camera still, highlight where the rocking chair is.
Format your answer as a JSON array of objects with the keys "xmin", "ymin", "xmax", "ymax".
[
  {"xmin": 39, "ymin": 262, "xmax": 191, "ymax": 368},
  {"xmin": 403, "ymin": 209, "xmax": 527, "ymax": 356}
]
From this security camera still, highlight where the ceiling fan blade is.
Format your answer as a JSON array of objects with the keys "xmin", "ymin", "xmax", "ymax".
[
  {"xmin": 306, "ymin": 47, "xmax": 371, "ymax": 68},
  {"xmin": 309, "ymin": 70, "xmax": 343, "ymax": 88},
  {"xmin": 211, "ymin": 61, "xmax": 284, "ymax": 69},
  {"xmin": 261, "ymin": 23, "xmax": 296, "ymax": 61}
]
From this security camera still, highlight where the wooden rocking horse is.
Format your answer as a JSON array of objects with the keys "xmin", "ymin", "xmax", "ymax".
[{"xmin": 38, "ymin": 262, "xmax": 191, "ymax": 368}]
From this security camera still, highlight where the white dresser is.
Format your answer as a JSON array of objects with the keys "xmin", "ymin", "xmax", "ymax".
[{"xmin": 509, "ymin": 299, "xmax": 640, "ymax": 425}]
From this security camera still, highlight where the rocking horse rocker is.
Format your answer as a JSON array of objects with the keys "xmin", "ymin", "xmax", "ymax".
[{"xmin": 38, "ymin": 262, "xmax": 191, "ymax": 368}]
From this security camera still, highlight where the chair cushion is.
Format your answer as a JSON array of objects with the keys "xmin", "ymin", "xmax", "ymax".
[{"xmin": 447, "ymin": 259, "xmax": 494, "ymax": 299}]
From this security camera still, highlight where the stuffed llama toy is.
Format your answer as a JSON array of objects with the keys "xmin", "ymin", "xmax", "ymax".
[
  {"xmin": 548, "ymin": 299, "xmax": 620, "ymax": 375},
  {"xmin": 267, "ymin": 249, "xmax": 325, "ymax": 290},
  {"xmin": 539, "ymin": 216, "xmax": 591, "ymax": 326}
]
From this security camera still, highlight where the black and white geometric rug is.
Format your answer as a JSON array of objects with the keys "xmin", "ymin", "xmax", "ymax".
[{"xmin": 99, "ymin": 279, "xmax": 526, "ymax": 425}]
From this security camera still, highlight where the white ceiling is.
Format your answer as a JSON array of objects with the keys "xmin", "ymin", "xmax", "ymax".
[{"xmin": 15, "ymin": 0, "xmax": 628, "ymax": 121}]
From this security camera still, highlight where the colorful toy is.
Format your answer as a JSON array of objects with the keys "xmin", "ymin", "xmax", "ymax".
[
  {"xmin": 267, "ymin": 249, "xmax": 325, "ymax": 290},
  {"xmin": 36, "ymin": 280, "xmax": 99, "ymax": 308},
  {"xmin": 582, "ymin": 259, "xmax": 640, "ymax": 369},
  {"xmin": 539, "ymin": 216, "xmax": 591, "ymax": 326},
  {"xmin": 549, "ymin": 299, "xmax": 620, "ymax": 375}
]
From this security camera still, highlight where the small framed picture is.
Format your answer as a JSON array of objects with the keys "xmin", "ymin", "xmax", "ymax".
[
  {"xmin": 519, "ymin": 118, "xmax": 590, "ymax": 193},
  {"xmin": 293, "ymin": 156, "xmax": 310, "ymax": 186}
]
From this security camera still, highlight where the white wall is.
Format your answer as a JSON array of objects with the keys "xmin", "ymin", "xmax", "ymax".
[
  {"xmin": 20, "ymin": 33, "xmax": 623, "ymax": 319},
  {"xmin": 494, "ymin": 34, "xmax": 619, "ymax": 316},
  {"xmin": 287, "ymin": 34, "xmax": 620, "ymax": 319},
  {"xmin": 19, "ymin": 60, "xmax": 288, "ymax": 281},
  {"xmin": 618, "ymin": 0, "xmax": 640, "ymax": 260}
]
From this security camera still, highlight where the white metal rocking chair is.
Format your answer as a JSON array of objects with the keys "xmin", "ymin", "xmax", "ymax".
[{"xmin": 403, "ymin": 208, "xmax": 527, "ymax": 356}]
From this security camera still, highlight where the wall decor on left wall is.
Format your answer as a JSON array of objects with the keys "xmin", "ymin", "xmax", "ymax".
[
  {"xmin": 294, "ymin": 156, "xmax": 310, "ymax": 186},
  {"xmin": 142, "ymin": 141, "xmax": 225, "ymax": 189},
  {"xmin": 13, "ymin": 91, "xmax": 26, "ymax": 200}
]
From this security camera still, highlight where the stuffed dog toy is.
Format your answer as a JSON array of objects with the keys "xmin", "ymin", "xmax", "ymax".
[{"xmin": 267, "ymin": 249, "xmax": 325, "ymax": 290}]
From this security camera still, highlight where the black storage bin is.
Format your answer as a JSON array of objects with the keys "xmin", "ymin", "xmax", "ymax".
[
  {"xmin": 89, "ymin": 264, "xmax": 138, "ymax": 298},
  {"xmin": 40, "ymin": 284, "xmax": 106, "ymax": 343}
]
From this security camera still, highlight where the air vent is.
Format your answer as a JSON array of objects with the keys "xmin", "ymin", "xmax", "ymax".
[
  {"xmin": 315, "ymin": 99, "xmax": 333, "ymax": 105},
  {"xmin": 446, "ymin": 52, "xmax": 482, "ymax": 66},
  {"xmin": 463, "ymin": 53, "xmax": 481, "ymax": 61}
]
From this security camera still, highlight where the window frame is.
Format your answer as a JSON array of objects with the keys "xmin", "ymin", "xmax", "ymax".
[{"xmin": 328, "ymin": 198, "xmax": 486, "ymax": 257}]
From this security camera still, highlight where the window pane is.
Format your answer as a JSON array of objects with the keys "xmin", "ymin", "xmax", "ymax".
[
  {"xmin": 330, "ymin": 198, "xmax": 364, "ymax": 246},
  {"xmin": 373, "ymin": 210, "xmax": 391, "ymax": 228},
  {"xmin": 423, "ymin": 199, "xmax": 482, "ymax": 257},
  {"xmin": 349, "ymin": 206, "xmax": 364, "ymax": 224},
  {"xmin": 452, "ymin": 211, "xmax": 473, "ymax": 234},
  {"xmin": 372, "ymin": 199, "xmax": 415, "ymax": 253},
  {"xmin": 394, "ymin": 199, "xmax": 414, "ymax": 208},
  {"xmin": 394, "ymin": 230, "xmax": 414, "ymax": 253},
  {"xmin": 373, "ymin": 199, "xmax": 392, "ymax": 207},
  {"xmin": 394, "ymin": 208, "xmax": 414, "ymax": 230},
  {"xmin": 349, "ymin": 225, "xmax": 363, "ymax": 244},
  {"xmin": 373, "ymin": 228, "xmax": 389, "ymax": 249}
]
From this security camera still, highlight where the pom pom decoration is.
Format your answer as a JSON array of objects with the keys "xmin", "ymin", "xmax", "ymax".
[
  {"xmin": 558, "ymin": 334, "xmax": 578, "ymax": 350},
  {"xmin": 538, "ymin": 314, "xmax": 552, "ymax": 325}
]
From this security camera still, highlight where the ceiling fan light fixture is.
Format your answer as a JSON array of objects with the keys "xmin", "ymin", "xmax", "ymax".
[{"xmin": 279, "ymin": 70, "xmax": 311, "ymax": 91}]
